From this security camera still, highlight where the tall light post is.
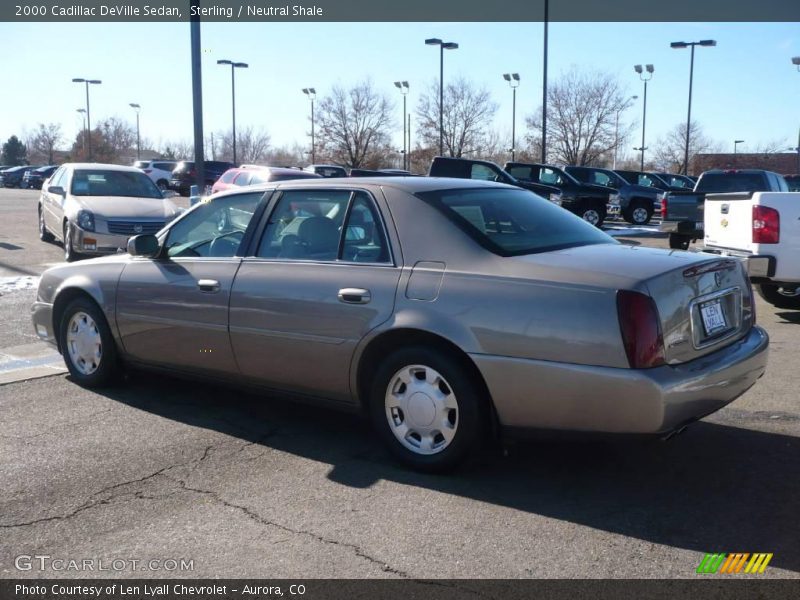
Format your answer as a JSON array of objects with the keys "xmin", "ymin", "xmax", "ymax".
[
  {"xmin": 394, "ymin": 81, "xmax": 410, "ymax": 170},
  {"xmin": 733, "ymin": 139, "xmax": 744, "ymax": 167},
  {"xmin": 217, "ymin": 59, "xmax": 248, "ymax": 165},
  {"xmin": 671, "ymin": 39, "xmax": 716, "ymax": 175},
  {"xmin": 792, "ymin": 57, "xmax": 800, "ymax": 174},
  {"xmin": 502, "ymin": 73, "xmax": 521, "ymax": 161},
  {"xmin": 302, "ymin": 88, "xmax": 316, "ymax": 164},
  {"xmin": 613, "ymin": 95, "xmax": 637, "ymax": 169},
  {"xmin": 76, "ymin": 108, "xmax": 87, "ymax": 154},
  {"xmin": 129, "ymin": 103, "xmax": 141, "ymax": 160},
  {"xmin": 425, "ymin": 38, "xmax": 458, "ymax": 156},
  {"xmin": 72, "ymin": 78, "xmax": 101, "ymax": 161},
  {"xmin": 542, "ymin": 0, "xmax": 549, "ymax": 162},
  {"xmin": 634, "ymin": 64, "xmax": 653, "ymax": 171}
]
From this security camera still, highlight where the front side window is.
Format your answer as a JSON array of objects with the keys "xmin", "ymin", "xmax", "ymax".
[
  {"xmin": 540, "ymin": 168, "xmax": 563, "ymax": 185},
  {"xmin": 256, "ymin": 190, "xmax": 390, "ymax": 263},
  {"xmin": 470, "ymin": 164, "xmax": 497, "ymax": 181},
  {"xmin": 219, "ymin": 170, "xmax": 238, "ymax": 184},
  {"xmin": 417, "ymin": 187, "xmax": 616, "ymax": 256},
  {"xmin": 165, "ymin": 192, "xmax": 263, "ymax": 258}
]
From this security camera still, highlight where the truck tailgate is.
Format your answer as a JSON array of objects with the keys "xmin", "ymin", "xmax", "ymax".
[{"xmin": 704, "ymin": 192, "xmax": 755, "ymax": 253}]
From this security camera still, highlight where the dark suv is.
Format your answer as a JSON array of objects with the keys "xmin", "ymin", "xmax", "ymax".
[
  {"xmin": 565, "ymin": 166, "xmax": 663, "ymax": 225},
  {"xmin": 169, "ymin": 160, "xmax": 235, "ymax": 196}
]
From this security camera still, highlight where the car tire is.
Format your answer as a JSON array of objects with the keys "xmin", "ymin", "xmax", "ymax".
[
  {"xmin": 756, "ymin": 284, "xmax": 800, "ymax": 310},
  {"xmin": 157, "ymin": 179, "xmax": 168, "ymax": 191},
  {"xmin": 369, "ymin": 346, "xmax": 487, "ymax": 472},
  {"xmin": 579, "ymin": 203, "xmax": 606, "ymax": 228},
  {"xmin": 63, "ymin": 221, "xmax": 83, "ymax": 262},
  {"xmin": 59, "ymin": 296, "xmax": 120, "ymax": 388},
  {"xmin": 624, "ymin": 201, "xmax": 653, "ymax": 225},
  {"xmin": 38, "ymin": 205, "xmax": 54, "ymax": 242},
  {"xmin": 669, "ymin": 233, "xmax": 691, "ymax": 250}
]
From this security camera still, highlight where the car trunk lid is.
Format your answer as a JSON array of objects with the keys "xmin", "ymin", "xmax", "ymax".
[{"xmin": 703, "ymin": 192, "xmax": 757, "ymax": 253}]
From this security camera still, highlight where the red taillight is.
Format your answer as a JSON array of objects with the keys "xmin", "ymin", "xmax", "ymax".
[
  {"xmin": 660, "ymin": 194, "xmax": 668, "ymax": 216},
  {"xmin": 752, "ymin": 205, "xmax": 779, "ymax": 244},
  {"xmin": 617, "ymin": 290, "xmax": 666, "ymax": 369}
]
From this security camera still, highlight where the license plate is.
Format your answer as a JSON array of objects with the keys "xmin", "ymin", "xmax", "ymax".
[{"xmin": 700, "ymin": 299, "xmax": 727, "ymax": 336}]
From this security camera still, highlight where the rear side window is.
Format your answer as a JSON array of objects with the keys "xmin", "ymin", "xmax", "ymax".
[
  {"xmin": 153, "ymin": 162, "xmax": 174, "ymax": 171},
  {"xmin": 417, "ymin": 187, "xmax": 616, "ymax": 256},
  {"xmin": 507, "ymin": 166, "xmax": 533, "ymax": 180},
  {"xmin": 219, "ymin": 170, "xmax": 238, "ymax": 184}
]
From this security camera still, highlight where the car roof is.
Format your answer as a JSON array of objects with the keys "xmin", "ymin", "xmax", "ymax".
[
  {"xmin": 65, "ymin": 163, "xmax": 145, "ymax": 173},
  {"xmin": 209, "ymin": 176, "xmax": 517, "ymax": 201}
]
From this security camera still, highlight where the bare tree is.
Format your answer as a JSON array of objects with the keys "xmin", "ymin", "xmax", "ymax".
[
  {"xmin": 27, "ymin": 123, "xmax": 63, "ymax": 164},
  {"xmin": 214, "ymin": 126, "xmax": 272, "ymax": 164},
  {"xmin": 416, "ymin": 78, "xmax": 498, "ymax": 158},
  {"xmin": 525, "ymin": 67, "xmax": 634, "ymax": 165},
  {"xmin": 316, "ymin": 79, "xmax": 394, "ymax": 168},
  {"xmin": 653, "ymin": 121, "xmax": 719, "ymax": 173},
  {"xmin": 159, "ymin": 140, "xmax": 194, "ymax": 161}
]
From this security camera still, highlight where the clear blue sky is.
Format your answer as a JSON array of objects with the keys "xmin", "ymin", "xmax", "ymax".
[{"xmin": 1, "ymin": 21, "xmax": 798, "ymax": 159}]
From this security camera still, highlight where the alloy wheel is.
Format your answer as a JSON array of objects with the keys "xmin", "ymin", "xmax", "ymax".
[{"xmin": 66, "ymin": 311, "xmax": 103, "ymax": 375}]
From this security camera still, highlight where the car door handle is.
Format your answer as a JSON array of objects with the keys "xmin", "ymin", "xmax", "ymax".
[
  {"xmin": 197, "ymin": 279, "xmax": 220, "ymax": 293},
  {"xmin": 338, "ymin": 288, "xmax": 371, "ymax": 304}
]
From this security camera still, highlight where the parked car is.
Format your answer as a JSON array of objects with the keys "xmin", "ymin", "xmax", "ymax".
[
  {"xmin": 168, "ymin": 160, "xmax": 235, "ymax": 196},
  {"xmin": 133, "ymin": 160, "xmax": 178, "ymax": 190},
  {"xmin": 565, "ymin": 165, "xmax": 663, "ymax": 225},
  {"xmin": 349, "ymin": 168, "xmax": 411, "ymax": 177},
  {"xmin": 304, "ymin": 164, "xmax": 348, "ymax": 178},
  {"xmin": 1, "ymin": 165, "xmax": 38, "ymax": 188},
  {"xmin": 651, "ymin": 172, "xmax": 695, "ymax": 190},
  {"xmin": 32, "ymin": 177, "xmax": 768, "ymax": 471},
  {"xmin": 660, "ymin": 169, "xmax": 787, "ymax": 250},
  {"xmin": 504, "ymin": 162, "xmax": 613, "ymax": 226},
  {"xmin": 703, "ymin": 190, "xmax": 800, "ymax": 310},
  {"xmin": 22, "ymin": 165, "xmax": 58, "ymax": 190},
  {"xmin": 427, "ymin": 156, "xmax": 564, "ymax": 209},
  {"xmin": 38, "ymin": 163, "xmax": 182, "ymax": 261},
  {"xmin": 783, "ymin": 174, "xmax": 800, "ymax": 192},
  {"xmin": 212, "ymin": 166, "xmax": 321, "ymax": 194}
]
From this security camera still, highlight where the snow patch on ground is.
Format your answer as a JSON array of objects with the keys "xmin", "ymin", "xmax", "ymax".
[{"xmin": 0, "ymin": 276, "xmax": 40, "ymax": 294}]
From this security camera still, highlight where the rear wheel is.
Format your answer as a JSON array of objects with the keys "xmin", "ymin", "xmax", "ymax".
[
  {"xmin": 369, "ymin": 346, "xmax": 486, "ymax": 472},
  {"xmin": 669, "ymin": 233, "xmax": 691, "ymax": 250},
  {"xmin": 38, "ymin": 205, "xmax": 54, "ymax": 242},
  {"xmin": 624, "ymin": 201, "xmax": 653, "ymax": 225},
  {"xmin": 756, "ymin": 284, "xmax": 800, "ymax": 310},
  {"xmin": 59, "ymin": 297, "xmax": 120, "ymax": 387}
]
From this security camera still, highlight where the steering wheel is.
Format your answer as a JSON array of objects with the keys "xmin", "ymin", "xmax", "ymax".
[{"xmin": 208, "ymin": 230, "xmax": 244, "ymax": 257}]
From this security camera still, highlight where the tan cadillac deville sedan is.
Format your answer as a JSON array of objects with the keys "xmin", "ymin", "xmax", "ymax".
[{"xmin": 32, "ymin": 177, "xmax": 768, "ymax": 471}]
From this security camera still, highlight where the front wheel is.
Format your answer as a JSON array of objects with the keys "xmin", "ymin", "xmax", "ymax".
[
  {"xmin": 756, "ymin": 284, "xmax": 800, "ymax": 310},
  {"xmin": 669, "ymin": 233, "xmax": 691, "ymax": 250},
  {"xmin": 579, "ymin": 203, "xmax": 606, "ymax": 228},
  {"xmin": 157, "ymin": 179, "xmax": 168, "ymax": 191},
  {"xmin": 63, "ymin": 221, "xmax": 84, "ymax": 262},
  {"xmin": 369, "ymin": 347, "xmax": 486, "ymax": 472},
  {"xmin": 59, "ymin": 297, "xmax": 120, "ymax": 387}
]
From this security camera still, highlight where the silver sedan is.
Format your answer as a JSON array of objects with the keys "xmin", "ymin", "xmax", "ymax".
[{"xmin": 32, "ymin": 177, "xmax": 768, "ymax": 471}]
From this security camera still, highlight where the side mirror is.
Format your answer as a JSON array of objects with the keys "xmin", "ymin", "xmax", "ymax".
[
  {"xmin": 127, "ymin": 234, "xmax": 160, "ymax": 258},
  {"xmin": 48, "ymin": 185, "xmax": 65, "ymax": 197}
]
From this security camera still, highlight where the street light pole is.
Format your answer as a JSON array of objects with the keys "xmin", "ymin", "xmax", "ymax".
[
  {"xmin": 634, "ymin": 64, "xmax": 654, "ymax": 171},
  {"xmin": 733, "ymin": 139, "xmax": 744, "ymax": 167},
  {"xmin": 503, "ymin": 74, "xmax": 521, "ymax": 161},
  {"xmin": 129, "ymin": 103, "xmax": 141, "ymax": 160},
  {"xmin": 671, "ymin": 39, "xmax": 717, "ymax": 175},
  {"xmin": 72, "ymin": 78, "xmax": 101, "ymax": 161},
  {"xmin": 613, "ymin": 95, "xmax": 637, "ymax": 170},
  {"xmin": 217, "ymin": 59, "xmax": 249, "ymax": 165},
  {"xmin": 793, "ymin": 57, "xmax": 800, "ymax": 174},
  {"xmin": 394, "ymin": 81, "xmax": 410, "ymax": 170},
  {"xmin": 425, "ymin": 38, "xmax": 458, "ymax": 156},
  {"xmin": 542, "ymin": 0, "xmax": 549, "ymax": 162},
  {"xmin": 76, "ymin": 109, "xmax": 87, "ymax": 154},
  {"xmin": 302, "ymin": 88, "xmax": 317, "ymax": 164}
]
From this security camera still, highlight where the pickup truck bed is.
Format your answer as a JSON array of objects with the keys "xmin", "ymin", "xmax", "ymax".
[{"xmin": 704, "ymin": 191, "xmax": 800, "ymax": 310}]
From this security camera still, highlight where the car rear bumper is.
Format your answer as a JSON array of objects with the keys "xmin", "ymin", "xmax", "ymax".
[
  {"xmin": 660, "ymin": 220, "xmax": 702, "ymax": 236},
  {"xmin": 471, "ymin": 325, "xmax": 768, "ymax": 435},
  {"xmin": 31, "ymin": 301, "xmax": 58, "ymax": 350}
]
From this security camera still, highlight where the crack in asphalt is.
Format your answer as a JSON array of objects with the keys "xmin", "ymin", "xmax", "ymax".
[
  {"xmin": 164, "ymin": 473, "xmax": 410, "ymax": 578},
  {"xmin": 0, "ymin": 408, "xmax": 113, "ymax": 441}
]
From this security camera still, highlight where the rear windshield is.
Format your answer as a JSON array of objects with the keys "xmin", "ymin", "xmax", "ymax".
[
  {"xmin": 71, "ymin": 169, "xmax": 163, "ymax": 199},
  {"xmin": 697, "ymin": 173, "xmax": 770, "ymax": 193},
  {"xmin": 417, "ymin": 187, "xmax": 616, "ymax": 256}
]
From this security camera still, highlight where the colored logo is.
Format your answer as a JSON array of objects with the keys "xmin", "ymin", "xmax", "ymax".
[
  {"xmin": 697, "ymin": 553, "xmax": 773, "ymax": 574},
  {"xmin": 721, "ymin": 218, "xmax": 729, "ymax": 228}
]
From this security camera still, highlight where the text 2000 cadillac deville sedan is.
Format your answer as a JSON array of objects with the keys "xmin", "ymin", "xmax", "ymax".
[{"xmin": 32, "ymin": 177, "xmax": 768, "ymax": 471}]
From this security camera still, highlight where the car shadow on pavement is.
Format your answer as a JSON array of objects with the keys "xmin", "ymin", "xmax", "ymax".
[
  {"xmin": 94, "ymin": 371, "xmax": 800, "ymax": 575},
  {"xmin": 775, "ymin": 311, "xmax": 800, "ymax": 324}
]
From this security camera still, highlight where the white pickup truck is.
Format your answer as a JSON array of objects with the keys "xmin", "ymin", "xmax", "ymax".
[{"xmin": 704, "ymin": 191, "xmax": 800, "ymax": 310}]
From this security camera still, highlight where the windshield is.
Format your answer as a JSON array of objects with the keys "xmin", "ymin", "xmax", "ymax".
[
  {"xmin": 418, "ymin": 187, "xmax": 616, "ymax": 256},
  {"xmin": 71, "ymin": 169, "xmax": 163, "ymax": 198}
]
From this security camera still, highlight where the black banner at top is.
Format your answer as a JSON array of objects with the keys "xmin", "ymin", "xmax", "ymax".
[{"xmin": 2, "ymin": 0, "xmax": 800, "ymax": 22}]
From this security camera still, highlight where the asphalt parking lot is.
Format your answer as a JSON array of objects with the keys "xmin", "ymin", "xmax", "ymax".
[{"xmin": 0, "ymin": 187, "xmax": 798, "ymax": 579}]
